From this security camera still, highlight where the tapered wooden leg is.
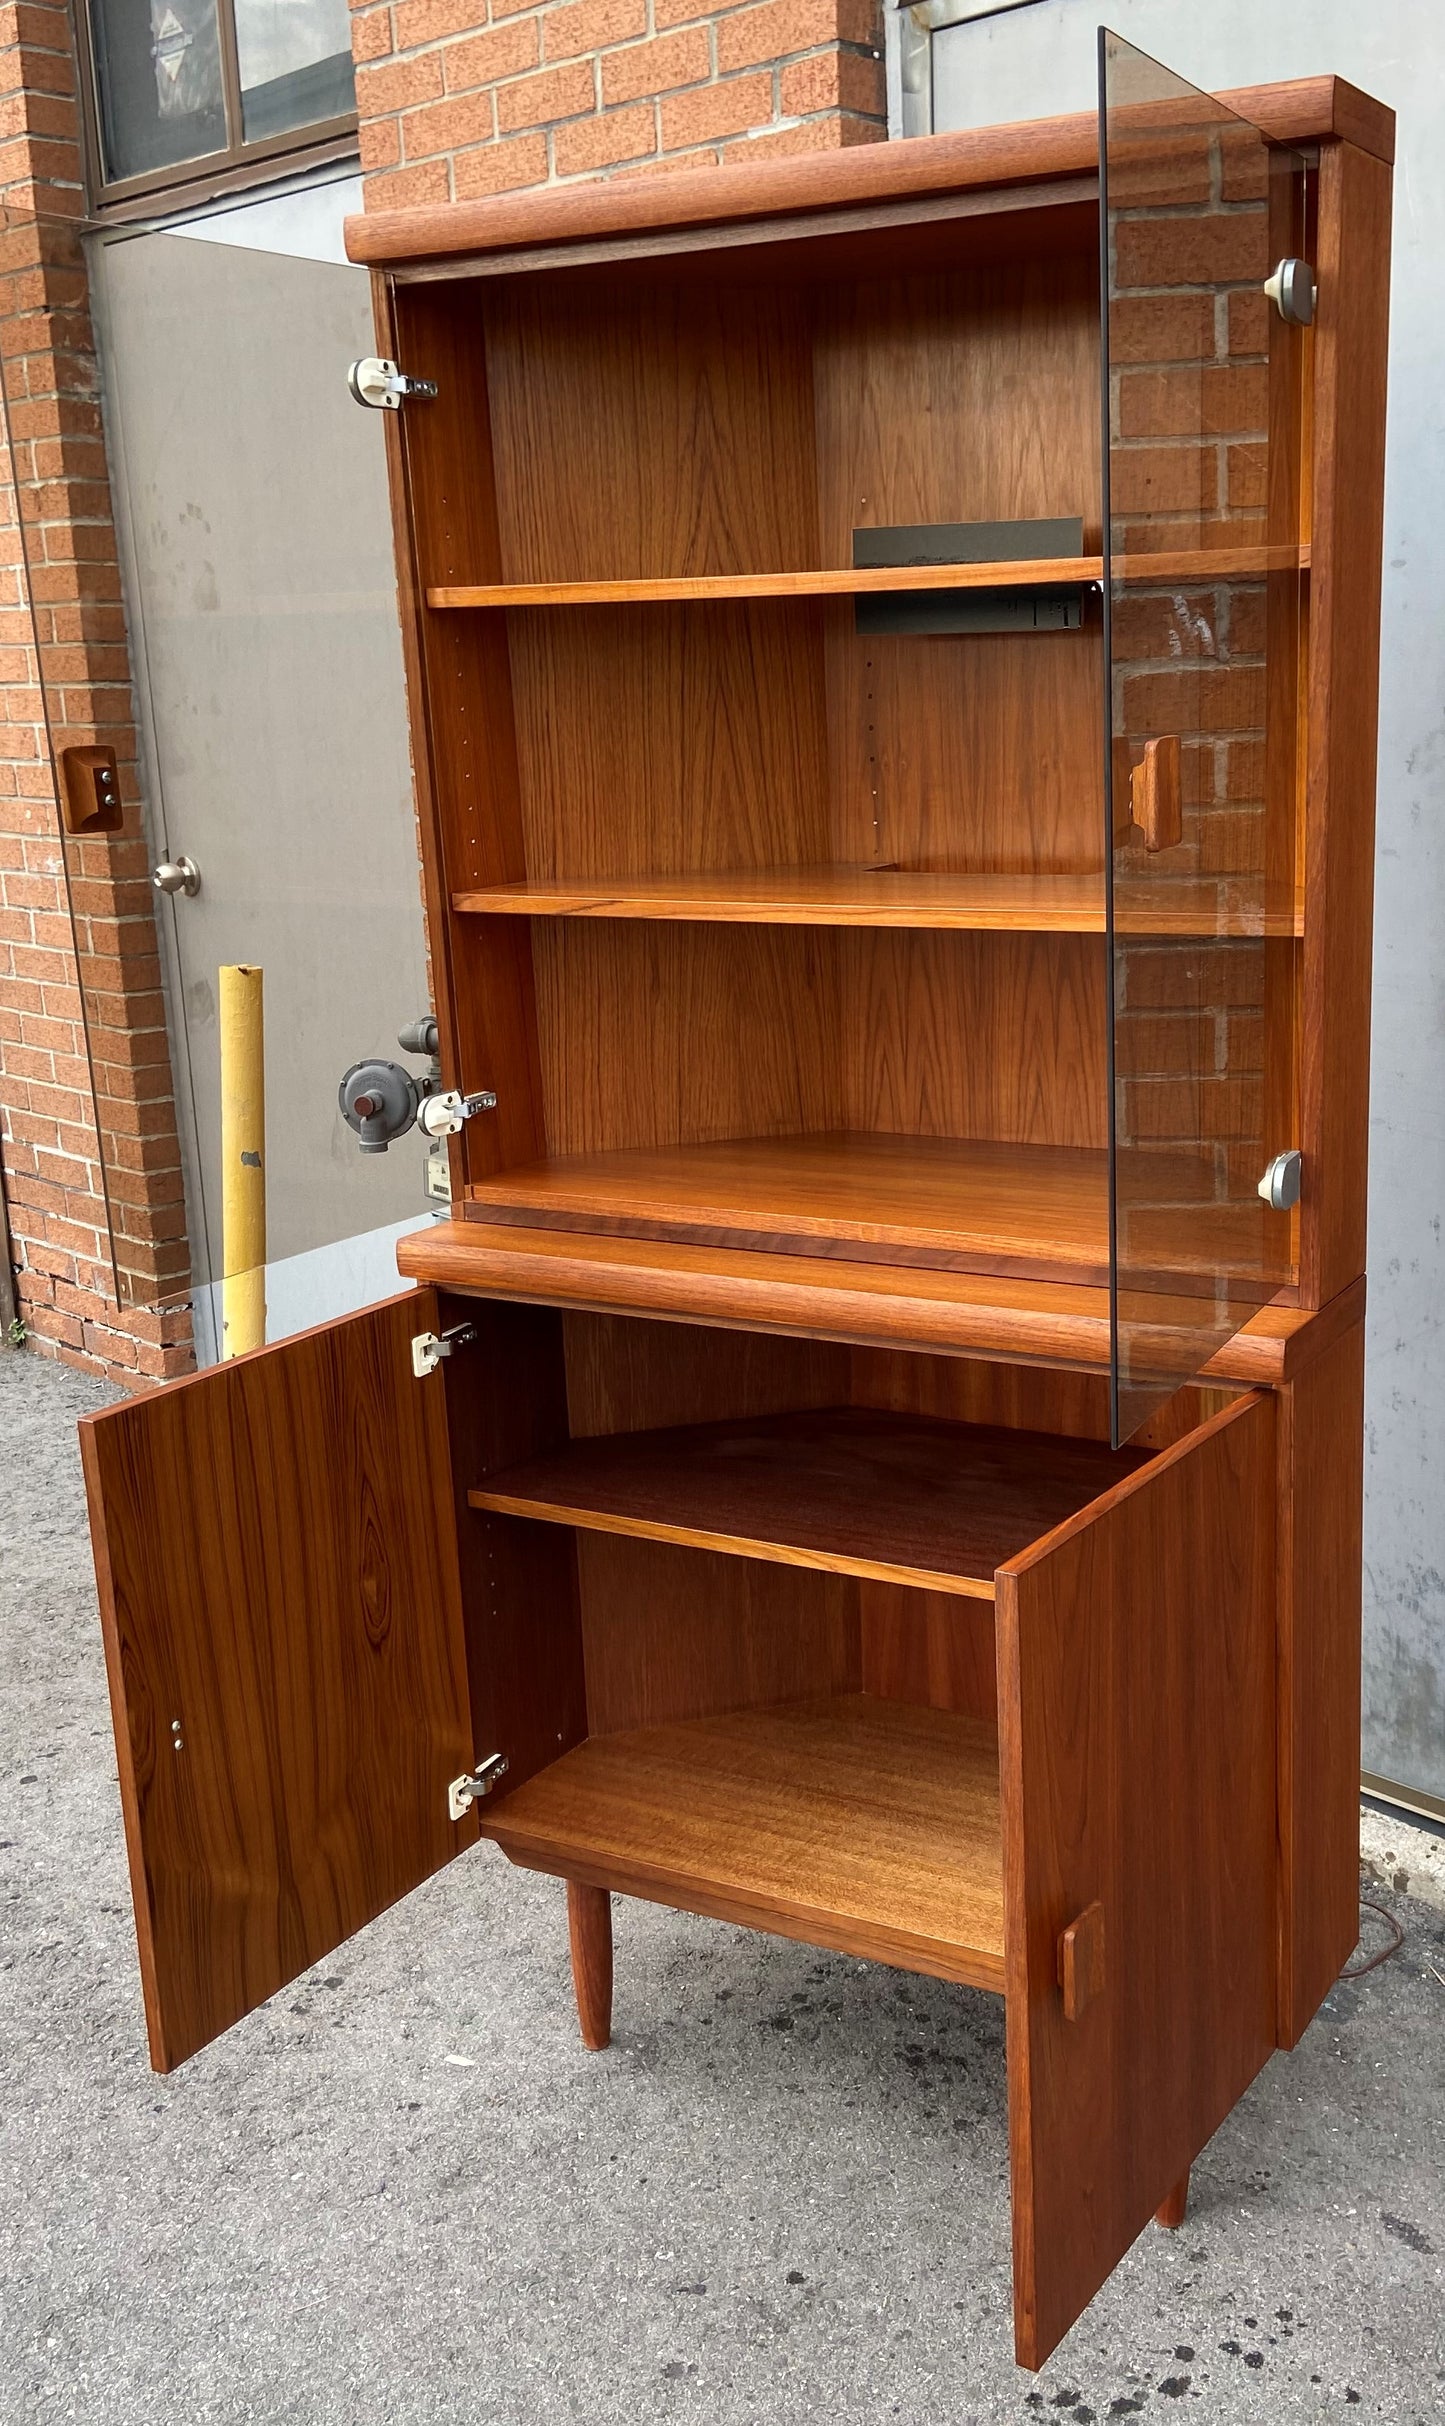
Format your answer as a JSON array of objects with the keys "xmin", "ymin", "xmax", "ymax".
[
  {"xmin": 1155, "ymin": 2168, "xmax": 1190, "ymax": 2229},
  {"xmin": 566, "ymin": 1880, "xmax": 613, "ymax": 2050}
]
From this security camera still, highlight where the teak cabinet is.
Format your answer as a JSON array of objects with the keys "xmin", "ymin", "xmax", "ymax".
[{"xmin": 80, "ymin": 46, "xmax": 1392, "ymax": 2370}]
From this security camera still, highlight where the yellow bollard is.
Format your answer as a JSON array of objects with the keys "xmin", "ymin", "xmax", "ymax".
[{"xmin": 219, "ymin": 963, "xmax": 266, "ymax": 1358}]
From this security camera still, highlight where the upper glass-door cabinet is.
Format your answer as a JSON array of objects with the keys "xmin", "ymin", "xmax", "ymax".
[{"xmin": 1100, "ymin": 32, "xmax": 1309, "ymax": 1445}]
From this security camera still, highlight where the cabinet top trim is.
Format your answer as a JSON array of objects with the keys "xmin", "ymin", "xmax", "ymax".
[{"xmin": 345, "ymin": 77, "xmax": 1392, "ymax": 274}]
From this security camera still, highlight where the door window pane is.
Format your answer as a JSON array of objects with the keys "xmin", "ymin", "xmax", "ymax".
[
  {"xmin": 236, "ymin": 0, "xmax": 356, "ymax": 140},
  {"xmin": 91, "ymin": 0, "xmax": 226, "ymax": 181}
]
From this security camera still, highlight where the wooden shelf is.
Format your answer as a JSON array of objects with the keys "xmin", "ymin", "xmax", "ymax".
[
  {"xmin": 481, "ymin": 1693, "xmax": 1007, "ymax": 1991},
  {"xmin": 426, "ymin": 557, "xmax": 1100, "ymax": 609},
  {"xmin": 426, "ymin": 545, "xmax": 1305, "ymax": 612},
  {"xmin": 452, "ymin": 867, "xmax": 1304, "ymax": 937},
  {"xmin": 469, "ymin": 1405, "xmax": 1143, "ymax": 1598},
  {"xmin": 466, "ymin": 1131, "xmax": 1113, "ymax": 1282}
]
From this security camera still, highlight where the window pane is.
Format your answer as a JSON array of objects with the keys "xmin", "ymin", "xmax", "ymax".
[
  {"xmin": 90, "ymin": 0, "xmax": 227, "ymax": 183},
  {"xmin": 236, "ymin": 0, "xmax": 356, "ymax": 140}
]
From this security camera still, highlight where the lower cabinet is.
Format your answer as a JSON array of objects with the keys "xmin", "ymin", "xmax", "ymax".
[{"xmin": 83, "ymin": 1285, "xmax": 1302, "ymax": 2367}]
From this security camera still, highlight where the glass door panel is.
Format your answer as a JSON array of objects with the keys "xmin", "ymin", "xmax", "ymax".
[{"xmin": 1100, "ymin": 32, "xmax": 1308, "ymax": 1444}]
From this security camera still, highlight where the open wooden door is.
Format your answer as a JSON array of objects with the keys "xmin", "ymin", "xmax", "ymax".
[
  {"xmin": 81, "ymin": 1290, "xmax": 477, "ymax": 2073},
  {"xmin": 995, "ymin": 1394, "xmax": 1277, "ymax": 2368}
]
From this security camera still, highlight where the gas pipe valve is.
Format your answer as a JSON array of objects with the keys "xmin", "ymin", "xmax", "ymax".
[{"xmin": 339, "ymin": 1018, "xmax": 496, "ymax": 1154}]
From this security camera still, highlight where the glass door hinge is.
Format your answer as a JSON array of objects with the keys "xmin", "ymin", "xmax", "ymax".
[
  {"xmin": 1258, "ymin": 1150, "xmax": 1303, "ymax": 1211},
  {"xmin": 348, "ymin": 357, "xmax": 438, "ymax": 409},
  {"xmin": 449, "ymin": 1755, "xmax": 509, "ymax": 1819},
  {"xmin": 412, "ymin": 1321, "xmax": 477, "ymax": 1379}
]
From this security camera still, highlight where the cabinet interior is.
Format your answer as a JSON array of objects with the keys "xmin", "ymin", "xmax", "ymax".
[
  {"xmin": 401, "ymin": 186, "xmax": 1305, "ymax": 1302},
  {"xmin": 444, "ymin": 1297, "xmax": 1225, "ymax": 1984}
]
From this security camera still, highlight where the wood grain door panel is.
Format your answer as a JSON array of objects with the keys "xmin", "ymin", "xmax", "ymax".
[
  {"xmin": 81, "ymin": 1290, "xmax": 477, "ymax": 2073},
  {"xmin": 996, "ymin": 1393, "xmax": 1277, "ymax": 2367}
]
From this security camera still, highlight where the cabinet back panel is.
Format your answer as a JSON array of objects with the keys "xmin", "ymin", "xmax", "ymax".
[
  {"xmin": 825, "ymin": 621, "xmax": 1105, "ymax": 876},
  {"xmin": 483, "ymin": 277, "xmax": 822, "ymax": 582},
  {"xmin": 846, "ymin": 1347, "xmax": 1237, "ymax": 1452},
  {"xmin": 562, "ymin": 1312, "xmax": 848, "ymax": 1438},
  {"xmin": 860, "ymin": 1582, "xmax": 998, "ymax": 1723},
  {"xmin": 533, "ymin": 919, "xmax": 843, "ymax": 1155},
  {"xmin": 577, "ymin": 1533, "xmax": 861, "ymax": 1736},
  {"xmin": 508, "ymin": 600, "xmax": 832, "ymax": 881},
  {"xmin": 814, "ymin": 258, "xmax": 1101, "ymax": 550},
  {"xmin": 837, "ymin": 928, "xmax": 1106, "ymax": 1147},
  {"xmin": 533, "ymin": 923, "xmax": 1106, "ymax": 1156}
]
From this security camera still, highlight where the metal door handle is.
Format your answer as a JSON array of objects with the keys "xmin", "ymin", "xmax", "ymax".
[{"xmin": 152, "ymin": 856, "xmax": 200, "ymax": 897}]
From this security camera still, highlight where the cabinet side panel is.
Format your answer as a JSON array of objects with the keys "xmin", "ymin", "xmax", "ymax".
[
  {"xmin": 439, "ymin": 1296, "xmax": 587, "ymax": 1794},
  {"xmin": 1276, "ymin": 1313, "xmax": 1365, "ymax": 2045},
  {"xmin": 1300, "ymin": 142, "xmax": 1391, "ymax": 1301},
  {"xmin": 997, "ymin": 1393, "xmax": 1277, "ymax": 2368},
  {"xmin": 79, "ymin": 1292, "xmax": 475, "ymax": 2074},
  {"xmin": 382, "ymin": 279, "xmax": 547, "ymax": 1181}
]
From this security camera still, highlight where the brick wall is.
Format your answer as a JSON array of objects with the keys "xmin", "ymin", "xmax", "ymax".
[
  {"xmin": 0, "ymin": 6, "xmax": 192, "ymax": 1382},
  {"xmin": 350, "ymin": 0, "xmax": 886, "ymax": 209}
]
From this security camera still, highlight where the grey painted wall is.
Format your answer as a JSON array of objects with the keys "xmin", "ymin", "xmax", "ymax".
[{"xmin": 915, "ymin": 0, "xmax": 1444, "ymax": 1801}]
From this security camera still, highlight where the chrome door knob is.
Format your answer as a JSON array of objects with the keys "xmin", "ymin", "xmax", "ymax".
[{"xmin": 152, "ymin": 855, "xmax": 201, "ymax": 898}]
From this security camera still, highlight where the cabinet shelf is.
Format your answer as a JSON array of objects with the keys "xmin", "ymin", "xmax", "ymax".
[
  {"xmin": 481, "ymin": 1693, "xmax": 1007, "ymax": 1992},
  {"xmin": 469, "ymin": 1405, "xmax": 1143, "ymax": 1599},
  {"xmin": 467, "ymin": 1131, "xmax": 1113, "ymax": 1281},
  {"xmin": 453, "ymin": 867, "xmax": 1304, "ymax": 936},
  {"xmin": 426, "ymin": 557, "xmax": 1099, "ymax": 609},
  {"xmin": 425, "ymin": 543, "xmax": 1306, "ymax": 612}
]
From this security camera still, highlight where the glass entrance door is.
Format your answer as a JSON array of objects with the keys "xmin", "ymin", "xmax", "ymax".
[{"xmin": 1100, "ymin": 32, "xmax": 1309, "ymax": 1444}]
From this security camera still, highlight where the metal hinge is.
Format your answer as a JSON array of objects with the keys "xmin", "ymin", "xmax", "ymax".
[
  {"xmin": 348, "ymin": 356, "xmax": 438, "ymax": 410},
  {"xmin": 411, "ymin": 1320, "xmax": 477, "ymax": 1379},
  {"xmin": 1258, "ymin": 1150, "xmax": 1303, "ymax": 1211},
  {"xmin": 1263, "ymin": 259, "xmax": 1316, "ymax": 327},
  {"xmin": 448, "ymin": 1754, "xmax": 509, "ymax": 1819}
]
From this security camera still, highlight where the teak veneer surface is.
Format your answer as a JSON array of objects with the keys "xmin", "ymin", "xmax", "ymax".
[
  {"xmin": 467, "ymin": 1132, "xmax": 1114, "ymax": 1279},
  {"xmin": 468, "ymin": 1406, "xmax": 1146, "ymax": 1599},
  {"xmin": 452, "ymin": 868, "xmax": 1304, "ymax": 938},
  {"xmin": 399, "ymin": 1223, "xmax": 1364, "ymax": 1385},
  {"xmin": 482, "ymin": 1692, "xmax": 1006, "ymax": 1991},
  {"xmin": 427, "ymin": 547, "xmax": 1304, "ymax": 609},
  {"xmin": 345, "ymin": 80, "xmax": 1394, "ymax": 269},
  {"xmin": 429, "ymin": 558, "xmax": 1100, "ymax": 606}
]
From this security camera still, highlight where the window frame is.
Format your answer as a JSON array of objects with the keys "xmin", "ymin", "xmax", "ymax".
[{"xmin": 73, "ymin": 0, "xmax": 359, "ymax": 217}]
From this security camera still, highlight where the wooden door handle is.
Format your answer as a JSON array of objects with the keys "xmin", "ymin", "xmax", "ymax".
[
  {"xmin": 1129, "ymin": 734, "xmax": 1182, "ymax": 851},
  {"xmin": 1057, "ymin": 1900, "xmax": 1106, "ymax": 2022}
]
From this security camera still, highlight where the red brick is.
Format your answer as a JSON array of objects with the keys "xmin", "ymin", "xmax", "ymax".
[
  {"xmin": 404, "ymin": 86, "xmax": 497, "ymax": 155},
  {"xmin": 355, "ymin": 49, "xmax": 443, "ymax": 115},
  {"xmin": 717, "ymin": 0, "xmax": 876, "ymax": 70},
  {"xmin": 495, "ymin": 58, "xmax": 596, "ymax": 133},
  {"xmin": 602, "ymin": 29, "xmax": 708, "ymax": 107},
  {"xmin": 553, "ymin": 99, "xmax": 654, "ymax": 173},
  {"xmin": 660, "ymin": 72, "xmax": 772, "ymax": 149},
  {"xmin": 363, "ymin": 158, "xmax": 451, "ymax": 208},
  {"xmin": 543, "ymin": 0, "xmax": 645, "ymax": 58},
  {"xmin": 359, "ymin": 115, "xmax": 401, "ymax": 171},
  {"xmin": 613, "ymin": 146, "xmax": 721, "ymax": 176},
  {"xmin": 443, "ymin": 16, "xmax": 539, "ymax": 94},
  {"xmin": 351, "ymin": 5, "xmax": 393, "ymax": 61},
  {"xmin": 779, "ymin": 47, "xmax": 882, "ymax": 116},
  {"xmin": 453, "ymin": 132, "xmax": 549, "ymax": 197}
]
